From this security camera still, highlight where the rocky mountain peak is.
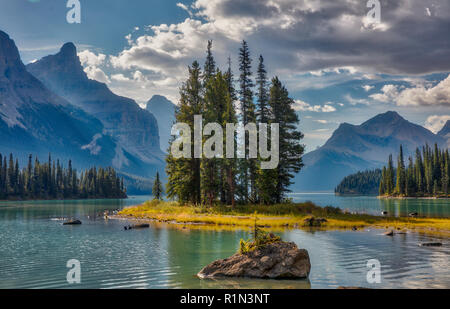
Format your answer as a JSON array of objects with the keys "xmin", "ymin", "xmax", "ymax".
[
  {"xmin": 27, "ymin": 41, "xmax": 85, "ymax": 80},
  {"xmin": 0, "ymin": 30, "xmax": 25, "ymax": 75},
  {"xmin": 59, "ymin": 42, "xmax": 77, "ymax": 59}
]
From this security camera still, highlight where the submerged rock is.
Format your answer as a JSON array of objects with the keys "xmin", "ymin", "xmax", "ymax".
[
  {"xmin": 63, "ymin": 219, "xmax": 82, "ymax": 225},
  {"xmin": 197, "ymin": 241, "xmax": 311, "ymax": 279}
]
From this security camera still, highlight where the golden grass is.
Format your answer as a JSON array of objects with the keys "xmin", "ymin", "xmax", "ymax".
[{"xmin": 117, "ymin": 200, "xmax": 450, "ymax": 236}]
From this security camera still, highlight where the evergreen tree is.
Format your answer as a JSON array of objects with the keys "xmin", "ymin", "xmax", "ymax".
[
  {"xmin": 224, "ymin": 58, "xmax": 238, "ymax": 207},
  {"xmin": 166, "ymin": 61, "xmax": 203, "ymax": 204},
  {"xmin": 201, "ymin": 70, "xmax": 228, "ymax": 206},
  {"xmin": 237, "ymin": 40, "xmax": 257, "ymax": 203},
  {"xmin": 269, "ymin": 77, "xmax": 305, "ymax": 203},
  {"xmin": 203, "ymin": 40, "xmax": 216, "ymax": 83},
  {"xmin": 395, "ymin": 145, "xmax": 406, "ymax": 195},
  {"xmin": 152, "ymin": 172, "xmax": 164, "ymax": 200},
  {"xmin": 256, "ymin": 55, "xmax": 270, "ymax": 123}
]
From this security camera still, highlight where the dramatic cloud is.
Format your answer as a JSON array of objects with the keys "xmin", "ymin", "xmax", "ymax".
[
  {"xmin": 424, "ymin": 115, "xmax": 450, "ymax": 133},
  {"xmin": 103, "ymin": 0, "xmax": 450, "ymax": 105},
  {"xmin": 370, "ymin": 75, "xmax": 450, "ymax": 106},
  {"xmin": 396, "ymin": 75, "xmax": 450, "ymax": 107}
]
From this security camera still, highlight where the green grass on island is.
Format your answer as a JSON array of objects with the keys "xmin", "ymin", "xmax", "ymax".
[{"xmin": 118, "ymin": 200, "xmax": 450, "ymax": 236}]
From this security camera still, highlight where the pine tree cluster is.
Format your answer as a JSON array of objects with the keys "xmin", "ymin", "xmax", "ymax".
[
  {"xmin": 0, "ymin": 153, "xmax": 127, "ymax": 200},
  {"xmin": 166, "ymin": 40, "xmax": 305, "ymax": 206},
  {"xmin": 379, "ymin": 144, "xmax": 450, "ymax": 197}
]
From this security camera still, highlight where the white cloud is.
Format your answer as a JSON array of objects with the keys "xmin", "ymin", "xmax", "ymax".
[
  {"xmin": 293, "ymin": 100, "xmax": 336, "ymax": 113},
  {"xmin": 362, "ymin": 85, "xmax": 374, "ymax": 92},
  {"xmin": 370, "ymin": 84, "xmax": 399, "ymax": 103},
  {"xmin": 78, "ymin": 50, "xmax": 110, "ymax": 83},
  {"xmin": 396, "ymin": 75, "xmax": 450, "ymax": 107},
  {"xmin": 424, "ymin": 115, "xmax": 450, "ymax": 133},
  {"xmin": 83, "ymin": 66, "xmax": 110, "ymax": 84},
  {"xmin": 369, "ymin": 75, "xmax": 450, "ymax": 107},
  {"xmin": 345, "ymin": 94, "xmax": 370, "ymax": 106},
  {"xmin": 78, "ymin": 50, "xmax": 106, "ymax": 67},
  {"xmin": 177, "ymin": 2, "xmax": 193, "ymax": 17}
]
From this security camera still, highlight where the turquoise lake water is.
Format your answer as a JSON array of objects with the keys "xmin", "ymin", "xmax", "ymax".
[{"xmin": 0, "ymin": 195, "xmax": 448, "ymax": 289}]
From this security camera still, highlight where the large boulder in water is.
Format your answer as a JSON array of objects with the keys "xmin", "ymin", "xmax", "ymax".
[{"xmin": 197, "ymin": 241, "xmax": 311, "ymax": 279}]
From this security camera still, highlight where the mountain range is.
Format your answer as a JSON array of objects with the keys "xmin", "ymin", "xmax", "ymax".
[
  {"xmin": 293, "ymin": 111, "xmax": 449, "ymax": 192},
  {"xmin": 0, "ymin": 30, "xmax": 164, "ymax": 192}
]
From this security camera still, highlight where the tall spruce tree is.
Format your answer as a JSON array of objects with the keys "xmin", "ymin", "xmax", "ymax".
[
  {"xmin": 237, "ymin": 40, "xmax": 257, "ymax": 203},
  {"xmin": 269, "ymin": 77, "xmax": 305, "ymax": 203},
  {"xmin": 395, "ymin": 145, "xmax": 406, "ymax": 195},
  {"xmin": 224, "ymin": 57, "xmax": 238, "ymax": 207},
  {"xmin": 166, "ymin": 61, "xmax": 203, "ymax": 204},
  {"xmin": 256, "ymin": 55, "xmax": 270, "ymax": 123},
  {"xmin": 152, "ymin": 172, "xmax": 164, "ymax": 200}
]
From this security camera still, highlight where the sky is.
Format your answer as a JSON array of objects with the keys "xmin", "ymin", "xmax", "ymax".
[{"xmin": 0, "ymin": 0, "xmax": 449, "ymax": 152}]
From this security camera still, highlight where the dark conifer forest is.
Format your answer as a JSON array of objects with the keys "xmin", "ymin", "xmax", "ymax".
[
  {"xmin": 335, "ymin": 144, "xmax": 450, "ymax": 198},
  {"xmin": 379, "ymin": 144, "xmax": 449, "ymax": 197},
  {"xmin": 0, "ymin": 153, "xmax": 127, "ymax": 200},
  {"xmin": 335, "ymin": 169, "xmax": 382, "ymax": 195}
]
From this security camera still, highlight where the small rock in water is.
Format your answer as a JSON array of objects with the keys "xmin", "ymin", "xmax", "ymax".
[
  {"xmin": 409, "ymin": 212, "xmax": 418, "ymax": 217},
  {"xmin": 197, "ymin": 241, "xmax": 311, "ymax": 279},
  {"xmin": 419, "ymin": 242, "xmax": 443, "ymax": 247},
  {"xmin": 63, "ymin": 219, "xmax": 82, "ymax": 225},
  {"xmin": 383, "ymin": 230, "xmax": 394, "ymax": 236}
]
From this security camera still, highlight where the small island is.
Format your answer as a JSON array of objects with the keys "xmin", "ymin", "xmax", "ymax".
[
  {"xmin": 198, "ymin": 227, "xmax": 311, "ymax": 279},
  {"xmin": 117, "ymin": 200, "xmax": 450, "ymax": 237},
  {"xmin": 0, "ymin": 153, "xmax": 127, "ymax": 201}
]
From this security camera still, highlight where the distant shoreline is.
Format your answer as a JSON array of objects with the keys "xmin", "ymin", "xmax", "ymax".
[{"xmin": 378, "ymin": 196, "xmax": 450, "ymax": 200}]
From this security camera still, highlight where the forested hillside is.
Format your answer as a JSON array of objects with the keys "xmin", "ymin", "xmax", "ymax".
[{"xmin": 335, "ymin": 169, "xmax": 381, "ymax": 195}]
